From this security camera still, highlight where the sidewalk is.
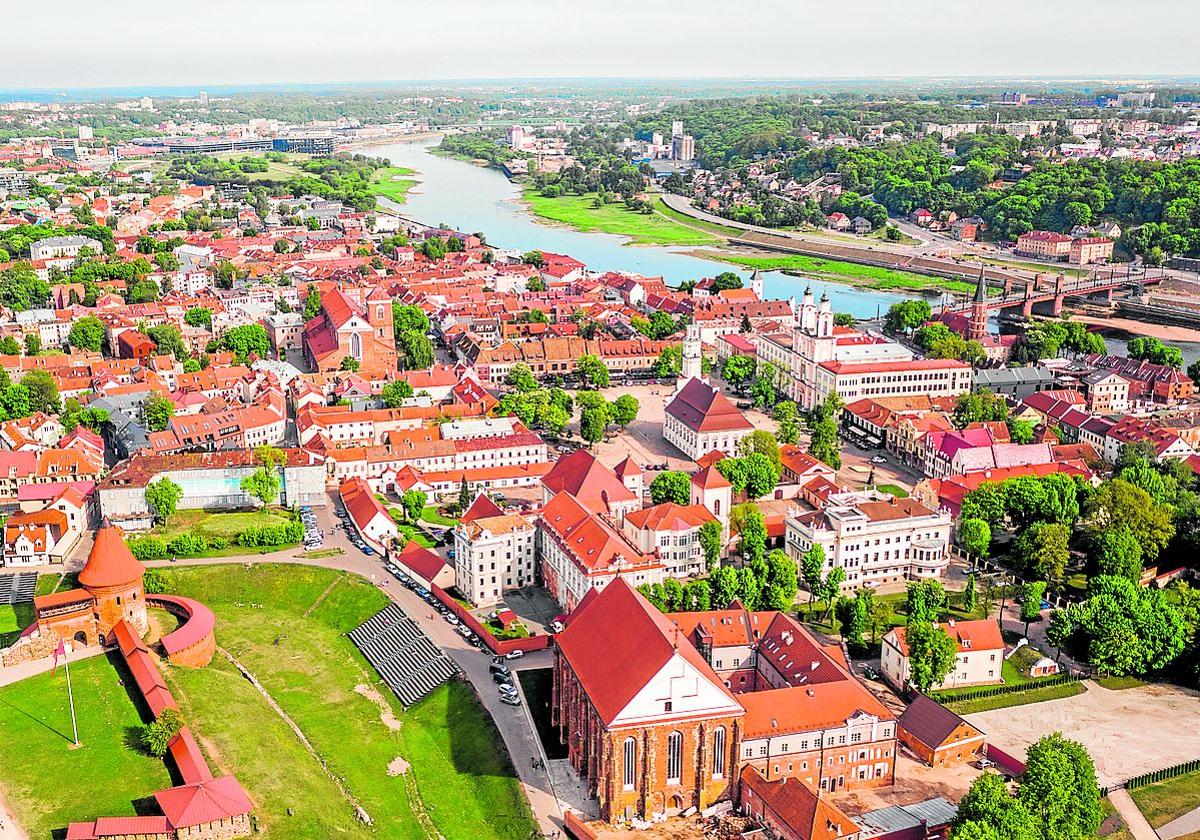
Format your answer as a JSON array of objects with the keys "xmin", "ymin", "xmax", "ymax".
[
  {"xmin": 1108, "ymin": 789, "xmax": 1160, "ymax": 840},
  {"xmin": 1159, "ymin": 803, "xmax": 1200, "ymax": 840}
]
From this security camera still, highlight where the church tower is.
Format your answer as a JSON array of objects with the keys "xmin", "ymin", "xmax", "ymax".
[
  {"xmin": 968, "ymin": 266, "xmax": 988, "ymax": 342},
  {"xmin": 680, "ymin": 323, "xmax": 702, "ymax": 384},
  {"xmin": 816, "ymin": 290, "xmax": 834, "ymax": 339},
  {"xmin": 749, "ymin": 269, "xmax": 764, "ymax": 300}
]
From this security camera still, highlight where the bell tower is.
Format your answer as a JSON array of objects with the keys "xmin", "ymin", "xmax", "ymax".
[
  {"xmin": 969, "ymin": 266, "xmax": 988, "ymax": 342},
  {"xmin": 680, "ymin": 323, "xmax": 702, "ymax": 384}
]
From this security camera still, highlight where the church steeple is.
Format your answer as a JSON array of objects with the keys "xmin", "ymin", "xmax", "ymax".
[{"xmin": 968, "ymin": 265, "xmax": 988, "ymax": 342}]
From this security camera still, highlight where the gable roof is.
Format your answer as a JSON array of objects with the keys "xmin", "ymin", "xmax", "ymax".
[
  {"xmin": 540, "ymin": 448, "xmax": 635, "ymax": 514},
  {"xmin": 665, "ymin": 378, "xmax": 754, "ymax": 434},
  {"xmin": 739, "ymin": 765, "xmax": 859, "ymax": 840},
  {"xmin": 897, "ymin": 694, "xmax": 981, "ymax": 751},
  {"xmin": 460, "ymin": 492, "xmax": 505, "ymax": 524}
]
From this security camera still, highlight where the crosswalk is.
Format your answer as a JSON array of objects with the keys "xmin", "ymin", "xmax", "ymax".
[
  {"xmin": 0, "ymin": 573, "xmax": 36, "ymax": 605},
  {"xmin": 350, "ymin": 603, "xmax": 459, "ymax": 707}
]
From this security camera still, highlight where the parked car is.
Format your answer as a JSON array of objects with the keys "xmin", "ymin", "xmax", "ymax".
[
  {"xmin": 504, "ymin": 650, "xmax": 524, "ymax": 660},
  {"xmin": 499, "ymin": 694, "xmax": 522, "ymax": 707},
  {"xmin": 491, "ymin": 671, "xmax": 512, "ymax": 686},
  {"xmin": 736, "ymin": 401, "xmax": 753, "ymax": 410},
  {"xmin": 497, "ymin": 683, "xmax": 518, "ymax": 697},
  {"xmin": 489, "ymin": 662, "xmax": 510, "ymax": 675},
  {"xmin": 446, "ymin": 615, "xmax": 460, "ymax": 626},
  {"xmin": 870, "ymin": 455, "xmax": 887, "ymax": 464}
]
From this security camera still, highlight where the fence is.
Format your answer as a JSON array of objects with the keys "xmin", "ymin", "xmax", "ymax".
[
  {"xmin": 931, "ymin": 673, "xmax": 1080, "ymax": 705},
  {"xmin": 430, "ymin": 584, "xmax": 553, "ymax": 656},
  {"xmin": 1125, "ymin": 758, "xmax": 1200, "ymax": 791}
]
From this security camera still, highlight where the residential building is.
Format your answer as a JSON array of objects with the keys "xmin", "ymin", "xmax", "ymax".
[
  {"xmin": 453, "ymin": 507, "xmax": 537, "ymax": 608},
  {"xmin": 785, "ymin": 493, "xmax": 952, "ymax": 590},
  {"xmin": 1015, "ymin": 231, "xmax": 1073, "ymax": 260},
  {"xmin": 881, "ymin": 619, "xmax": 1005, "ymax": 691},
  {"xmin": 339, "ymin": 476, "xmax": 398, "ymax": 551},
  {"xmin": 1069, "ymin": 237, "xmax": 1114, "ymax": 265},
  {"xmin": 896, "ymin": 695, "xmax": 986, "ymax": 768},
  {"xmin": 622, "ymin": 502, "xmax": 717, "ymax": 578}
]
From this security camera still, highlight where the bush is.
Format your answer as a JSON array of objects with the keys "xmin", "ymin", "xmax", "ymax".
[
  {"xmin": 207, "ymin": 536, "xmax": 228, "ymax": 550},
  {"xmin": 142, "ymin": 568, "xmax": 168, "ymax": 594},
  {"xmin": 167, "ymin": 533, "xmax": 207, "ymax": 557},
  {"xmin": 127, "ymin": 536, "xmax": 168, "ymax": 560},
  {"xmin": 237, "ymin": 521, "xmax": 304, "ymax": 547},
  {"xmin": 140, "ymin": 708, "xmax": 184, "ymax": 757}
]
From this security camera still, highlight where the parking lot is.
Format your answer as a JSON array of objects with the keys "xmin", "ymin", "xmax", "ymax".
[{"xmin": 965, "ymin": 681, "xmax": 1200, "ymax": 786}]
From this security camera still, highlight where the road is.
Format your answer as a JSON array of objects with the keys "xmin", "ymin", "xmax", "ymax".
[{"xmin": 1, "ymin": 497, "xmax": 588, "ymax": 838}]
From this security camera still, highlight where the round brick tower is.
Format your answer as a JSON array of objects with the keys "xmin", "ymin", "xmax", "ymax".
[{"xmin": 78, "ymin": 521, "xmax": 148, "ymax": 644}]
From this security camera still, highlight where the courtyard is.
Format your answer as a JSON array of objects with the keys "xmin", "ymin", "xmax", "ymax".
[
  {"xmin": 0, "ymin": 563, "xmax": 535, "ymax": 840},
  {"xmin": 965, "ymin": 681, "xmax": 1200, "ymax": 787}
]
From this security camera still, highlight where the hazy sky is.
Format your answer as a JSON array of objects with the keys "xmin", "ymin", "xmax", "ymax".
[{"xmin": 6, "ymin": 0, "xmax": 1199, "ymax": 89}]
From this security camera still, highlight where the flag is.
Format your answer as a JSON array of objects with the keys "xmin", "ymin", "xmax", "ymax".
[{"xmin": 51, "ymin": 638, "xmax": 65, "ymax": 677}]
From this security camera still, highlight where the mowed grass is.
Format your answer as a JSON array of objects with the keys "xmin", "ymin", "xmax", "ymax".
[
  {"xmin": 713, "ymin": 252, "xmax": 975, "ymax": 295},
  {"xmin": 153, "ymin": 508, "xmax": 293, "ymax": 541},
  {"xmin": 0, "ymin": 653, "xmax": 174, "ymax": 838},
  {"xmin": 1130, "ymin": 770, "xmax": 1200, "ymax": 829},
  {"xmin": 153, "ymin": 563, "xmax": 533, "ymax": 840},
  {"xmin": 419, "ymin": 505, "xmax": 459, "ymax": 527},
  {"xmin": 947, "ymin": 680, "xmax": 1086, "ymax": 715},
  {"xmin": 522, "ymin": 188, "xmax": 722, "ymax": 247},
  {"xmin": 0, "ymin": 602, "xmax": 33, "ymax": 647},
  {"xmin": 371, "ymin": 166, "xmax": 419, "ymax": 203}
]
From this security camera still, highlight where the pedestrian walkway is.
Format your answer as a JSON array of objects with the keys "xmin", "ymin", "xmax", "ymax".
[
  {"xmin": 1158, "ymin": 803, "xmax": 1200, "ymax": 840},
  {"xmin": 1108, "ymin": 789, "xmax": 1160, "ymax": 840},
  {"xmin": 0, "ymin": 645, "xmax": 105, "ymax": 689}
]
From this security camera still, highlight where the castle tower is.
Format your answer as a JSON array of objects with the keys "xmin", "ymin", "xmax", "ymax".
[
  {"xmin": 680, "ymin": 323, "xmax": 702, "ymax": 384},
  {"xmin": 78, "ymin": 521, "xmax": 148, "ymax": 643},
  {"xmin": 365, "ymin": 285, "xmax": 393, "ymax": 346},
  {"xmin": 968, "ymin": 266, "xmax": 988, "ymax": 342}
]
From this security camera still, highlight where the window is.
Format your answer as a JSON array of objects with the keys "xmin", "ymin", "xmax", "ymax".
[
  {"xmin": 713, "ymin": 727, "xmax": 726, "ymax": 779},
  {"xmin": 622, "ymin": 737, "xmax": 637, "ymax": 790},
  {"xmin": 667, "ymin": 732, "xmax": 683, "ymax": 783}
]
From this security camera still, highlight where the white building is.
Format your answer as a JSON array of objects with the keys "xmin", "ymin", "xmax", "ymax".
[
  {"xmin": 29, "ymin": 235, "xmax": 103, "ymax": 261},
  {"xmin": 784, "ymin": 492, "xmax": 952, "ymax": 591},
  {"xmin": 453, "ymin": 508, "xmax": 537, "ymax": 608},
  {"xmin": 622, "ymin": 502, "xmax": 717, "ymax": 578},
  {"xmin": 340, "ymin": 477, "xmax": 398, "ymax": 552},
  {"xmin": 881, "ymin": 619, "xmax": 1005, "ymax": 691}
]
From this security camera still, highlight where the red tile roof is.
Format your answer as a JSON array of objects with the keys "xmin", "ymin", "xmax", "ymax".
[
  {"xmin": 78, "ymin": 523, "xmax": 145, "ymax": 589},
  {"xmin": 665, "ymin": 378, "xmax": 754, "ymax": 433},
  {"xmin": 154, "ymin": 776, "xmax": 254, "ymax": 829},
  {"xmin": 460, "ymin": 493, "xmax": 505, "ymax": 524},
  {"xmin": 739, "ymin": 765, "xmax": 859, "ymax": 840},
  {"xmin": 540, "ymin": 449, "xmax": 635, "ymax": 515}
]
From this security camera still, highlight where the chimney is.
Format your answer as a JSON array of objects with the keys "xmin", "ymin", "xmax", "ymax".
[{"xmin": 947, "ymin": 618, "xmax": 956, "ymax": 628}]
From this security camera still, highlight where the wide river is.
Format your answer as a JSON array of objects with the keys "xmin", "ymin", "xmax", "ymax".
[
  {"xmin": 370, "ymin": 138, "xmax": 916, "ymax": 320},
  {"xmin": 370, "ymin": 138, "xmax": 1200, "ymax": 362}
]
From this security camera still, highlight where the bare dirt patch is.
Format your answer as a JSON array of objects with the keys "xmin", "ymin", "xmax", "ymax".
[
  {"xmin": 387, "ymin": 756, "xmax": 409, "ymax": 776},
  {"xmin": 353, "ymin": 683, "xmax": 402, "ymax": 732}
]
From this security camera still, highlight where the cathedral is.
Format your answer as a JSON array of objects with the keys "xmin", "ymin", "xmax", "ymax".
[{"xmin": 302, "ymin": 285, "xmax": 398, "ymax": 375}]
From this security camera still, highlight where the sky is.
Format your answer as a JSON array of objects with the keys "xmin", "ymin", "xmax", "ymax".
[{"xmin": 5, "ymin": 0, "xmax": 1200, "ymax": 90}]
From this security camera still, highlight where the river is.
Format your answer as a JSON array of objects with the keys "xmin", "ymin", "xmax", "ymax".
[{"xmin": 369, "ymin": 138, "xmax": 915, "ymax": 320}]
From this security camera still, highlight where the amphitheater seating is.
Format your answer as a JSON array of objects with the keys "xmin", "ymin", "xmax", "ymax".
[
  {"xmin": 0, "ymin": 573, "xmax": 36, "ymax": 605},
  {"xmin": 350, "ymin": 603, "xmax": 458, "ymax": 707}
]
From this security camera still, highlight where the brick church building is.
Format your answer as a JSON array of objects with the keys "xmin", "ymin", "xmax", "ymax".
[
  {"xmin": 303, "ymin": 285, "xmax": 397, "ymax": 376},
  {"xmin": 552, "ymin": 578, "xmax": 896, "ymax": 826}
]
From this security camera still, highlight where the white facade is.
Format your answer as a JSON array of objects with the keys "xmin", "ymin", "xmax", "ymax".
[
  {"xmin": 880, "ymin": 622, "xmax": 1004, "ymax": 691},
  {"xmin": 453, "ymin": 514, "xmax": 537, "ymax": 607}
]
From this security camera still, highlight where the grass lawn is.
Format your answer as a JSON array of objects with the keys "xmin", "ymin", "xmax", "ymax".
[
  {"xmin": 796, "ymin": 589, "xmax": 983, "ymax": 639},
  {"xmin": 397, "ymin": 522, "xmax": 436, "ymax": 548},
  {"xmin": 152, "ymin": 563, "xmax": 534, "ymax": 840},
  {"xmin": 712, "ymin": 252, "xmax": 975, "ymax": 295},
  {"xmin": 946, "ymin": 680, "xmax": 1085, "ymax": 715},
  {"xmin": 1096, "ymin": 675, "xmax": 1149, "ymax": 691},
  {"xmin": 0, "ymin": 602, "xmax": 34, "ymax": 647},
  {"xmin": 654, "ymin": 199, "xmax": 742, "ymax": 237},
  {"xmin": 1129, "ymin": 770, "xmax": 1200, "ymax": 829},
  {"xmin": 148, "ymin": 508, "xmax": 299, "ymax": 557},
  {"xmin": 0, "ymin": 653, "xmax": 174, "ymax": 839},
  {"xmin": 371, "ymin": 166, "xmax": 419, "ymax": 204},
  {"xmin": 419, "ymin": 505, "xmax": 459, "ymax": 527},
  {"xmin": 876, "ymin": 483, "xmax": 909, "ymax": 498},
  {"xmin": 522, "ymin": 189, "xmax": 723, "ymax": 247}
]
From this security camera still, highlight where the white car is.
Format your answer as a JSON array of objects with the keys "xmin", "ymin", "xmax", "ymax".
[
  {"xmin": 504, "ymin": 649, "xmax": 524, "ymax": 660},
  {"xmin": 870, "ymin": 456, "xmax": 887, "ymax": 464}
]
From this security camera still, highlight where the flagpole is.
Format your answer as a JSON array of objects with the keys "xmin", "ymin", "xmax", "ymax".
[{"xmin": 64, "ymin": 645, "xmax": 79, "ymax": 746}]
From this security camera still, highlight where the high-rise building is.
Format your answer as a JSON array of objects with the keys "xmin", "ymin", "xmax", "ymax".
[
  {"xmin": 672, "ymin": 134, "xmax": 694, "ymax": 162},
  {"xmin": 198, "ymin": 90, "xmax": 209, "ymax": 106},
  {"xmin": 78, "ymin": 125, "xmax": 93, "ymax": 141},
  {"xmin": 671, "ymin": 120, "xmax": 684, "ymax": 138}
]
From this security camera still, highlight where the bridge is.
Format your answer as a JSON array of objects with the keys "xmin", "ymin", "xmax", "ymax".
[{"xmin": 943, "ymin": 271, "xmax": 1162, "ymax": 318}]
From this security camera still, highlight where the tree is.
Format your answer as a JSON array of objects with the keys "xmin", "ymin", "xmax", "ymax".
[
  {"xmin": 959, "ymin": 517, "xmax": 992, "ymax": 561},
  {"xmin": 398, "ymin": 330, "xmax": 434, "ymax": 370},
  {"xmin": 68, "ymin": 315, "xmax": 106, "ymax": 352},
  {"xmin": 905, "ymin": 620, "xmax": 958, "ymax": 692},
  {"xmin": 1093, "ymin": 526, "xmax": 1143, "ymax": 582},
  {"xmin": 240, "ymin": 467, "xmax": 281, "ymax": 507},
  {"xmin": 220, "ymin": 324, "xmax": 270, "ymax": 362},
  {"xmin": 506, "ymin": 363, "xmax": 538, "ymax": 393},
  {"xmin": 1083, "ymin": 479, "xmax": 1174, "ymax": 563},
  {"xmin": 142, "ymin": 393, "xmax": 174, "ymax": 432},
  {"xmin": 654, "ymin": 345, "xmax": 681, "ymax": 377},
  {"xmin": 145, "ymin": 477, "xmax": 183, "ymax": 525},
  {"xmin": 740, "ymin": 452, "xmax": 782, "ymax": 499},
  {"xmin": 801, "ymin": 545, "xmax": 826, "ymax": 609},
  {"xmin": 884, "ymin": 299, "xmax": 932, "ymax": 334},
  {"xmin": 762, "ymin": 549, "xmax": 799, "ymax": 611},
  {"xmin": 576, "ymin": 354, "xmax": 610, "ymax": 389},
  {"xmin": 303, "ymin": 285, "xmax": 322, "ymax": 320},
  {"xmin": 340, "ymin": 355, "xmax": 360, "ymax": 372},
  {"xmin": 184, "ymin": 306, "xmax": 213, "ymax": 329},
  {"xmin": 774, "ymin": 401, "xmax": 799, "ymax": 445},
  {"xmin": 23, "ymin": 333, "xmax": 39, "ymax": 356},
  {"xmin": 738, "ymin": 506, "xmax": 767, "ymax": 566},
  {"xmin": 1018, "ymin": 733, "xmax": 1102, "ymax": 840},
  {"xmin": 521, "ymin": 250, "xmax": 544, "ymax": 268},
  {"xmin": 1021, "ymin": 581, "xmax": 1047, "ymax": 635},
  {"xmin": 381, "ymin": 379, "xmax": 414, "ymax": 408},
  {"xmin": 401, "ymin": 489, "xmax": 427, "ymax": 524},
  {"xmin": 650, "ymin": 471, "xmax": 691, "ymax": 505},
  {"xmin": 579, "ymin": 401, "xmax": 608, "ymax": 448},
  {"xmin": 839, "ymin": 592, "xmax": 869, "ymax": 654},
  {"xmin": 1012, "ymin": 522, "xmax": 1070, "ymax": 583},
  {"xmin": 20, "ymin": 369, "xmax": 58, "ymax": 414},
  {"xmin": 1060, "ymin": 576, "xmax": 1187, "ymax": 676},
  {"xmin": 953, "ymin": 390, "xmax": 1010, "ymax": 429},
  {"xmin": 710, "ymin": 565, "xmax": 740, "ymax": 608},
  {"xmin": 819, "ymin": 568, "xmax": 846, "ymax": 620},
  {"xmin": 962, "ymin": 572, "xmax": 977, "ymax": 614},
  {"xmin": 140, "ymin": 708, "xmax": 184, "ymax": 758},
  {"xmin": 906, "ymin": 579, "xmax": 947, "ymax": 624},
  {"xmin": 721, "ymin": 355, "xmax": 755, "ymax": 389},
  {"xmin": 954, "ymin": 773, "xmax": 1041, "ymax": 840},
  {"xmin": 609, "ymin": 394, "xmax": 639, "ymax": 429},
  {"xmin": 0, "ymin": 336, "xmax": 19, "ymax": 356},
  {"xmin": 146, "ymin": 324, "xmax": 186, "ymax": 360},
  {"xmin": 698, "ymin": 520, "xmax": 722, "ymax": 570},
  {"xmin": 737, "ymin": 430, "xmax": 781, "ymax": 472}
]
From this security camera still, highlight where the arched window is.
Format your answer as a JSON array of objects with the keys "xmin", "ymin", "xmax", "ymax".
[
  {"xmin": 712, "ymin": 727, "xmax": 726, "ymax": 779},
  {"xmin": 666, "ymin": 731, "xmax": 683, "ymax": 783},
  {"xmin": 622, "ymin": 737, "xmax": 637, "ymax": 790},
  {"xmin": 350, "ymin": 332, "xmax": 362, "ymax": 360}
]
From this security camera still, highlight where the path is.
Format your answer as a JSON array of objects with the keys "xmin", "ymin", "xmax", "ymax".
[
  {"xmin": 1108, "ymin": 789, "xmax": 1160, "ymax": 840},
  {"xmin": 1159, "ymin": 804, "xmax": 1200, "ymax": 840}
]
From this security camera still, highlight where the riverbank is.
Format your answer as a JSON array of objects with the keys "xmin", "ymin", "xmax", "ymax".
[
  {"xmin": 695, "ymin": 250, "xmax": 977, "ymax": 296},
  {"xmin": 520, "ymin": 189, "xmax": 723, "ymax": 248},
  {"xmin": 370, "ymin": 165, "xmax": 419, "ymax": 204},
  {"xmin": 1060, "ymin": 312, "xmax": 1200, "ymax": 344},
  {"xmin": 344, "ymin": 131, "xmax": 443, "ymax": 151}
]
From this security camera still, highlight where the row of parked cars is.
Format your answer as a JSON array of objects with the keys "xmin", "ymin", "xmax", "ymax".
[
  {"xmin": 299, "ymin": 506, "xmax": 323, "ymax": 550},
  {"xmin": 334, "ymin": 506, "xmax": 375, "ymax": 556},
  {"xmin": 490, "ymin": 660, "xmax": 522, "ymax": 706}
]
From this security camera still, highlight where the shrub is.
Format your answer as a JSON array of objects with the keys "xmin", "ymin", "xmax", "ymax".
[
  {"xmin": 142, "ymin": 568, "xmax": 168, "ymax": 594},
  {"xmin": 127, "ymin": 536, "xmax": 168, "ymax": 560},
  {"xmin": 237, "ymin": 521, "xmax": 304, "ymax": 547},
  {"xmin": 140, "ymin": 708, "xmax": 184, "ymax": 757},
  {"xmin": 207, "ymin": 536, "xmax": 228, "ymax": 550},
  {"xmin": 167, "ymin": 533, "xmax": 207, "ymax": 557}
]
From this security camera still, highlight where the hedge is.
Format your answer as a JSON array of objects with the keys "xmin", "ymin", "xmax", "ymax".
[
  {"xmin": 167, "ymin": 533, "xmax": 207, "ymax": 556},
  {"xmin": 1125, "ymin": 758, "xmax": 1200, "ymax": 791},
  {"xmin": 931, "ymin": 673, "xmax": 1080, "ymax": 705},
  {"xmin": 127, "ymin": 536, "xmax": 168, "ymax": 560},
  {"xmin": 237, "ymin": 521, "xmax": 304, "ymax": 547}
]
